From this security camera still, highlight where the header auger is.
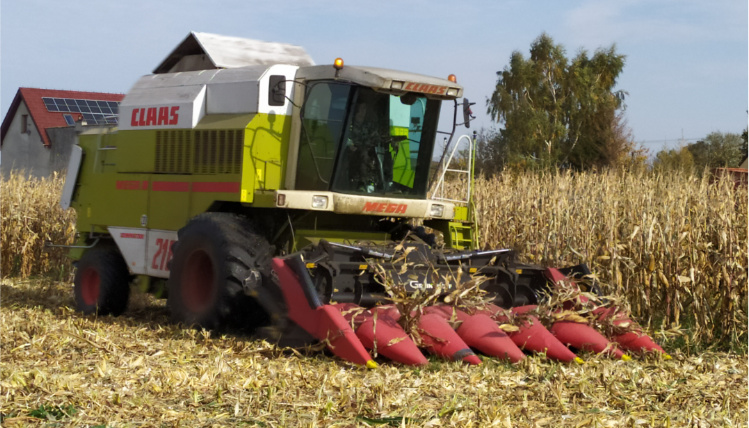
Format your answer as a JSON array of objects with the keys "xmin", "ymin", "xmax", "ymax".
[{"xmin": 61, "ymin": 32, "xmax": 668, "ymax": 367}]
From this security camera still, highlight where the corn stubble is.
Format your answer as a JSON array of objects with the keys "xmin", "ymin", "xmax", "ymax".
[
  {"xmin": 2, "ymin": 278, "xmax": 746, "ymax": 427},
  {"xmin": 1, "ymin": 170, "xmax": 747, "ymax": 426}
]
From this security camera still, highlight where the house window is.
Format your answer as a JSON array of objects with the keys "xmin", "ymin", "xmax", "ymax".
[
  {"xmin": 63, "ymin": 114, "xmax": 75, "ymax": 126},
  {"xmin": 21, "ymin": 114, "xmax": 29, "ymax": 134}
]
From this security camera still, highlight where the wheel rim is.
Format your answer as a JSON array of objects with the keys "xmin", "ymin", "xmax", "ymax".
[
  {"xmin": 182, "ymin": 249, "xmax": 215, "ymax": 314},
  {"xmin": 81, "ymin": 267, "xmax": 101, "ymax": 306}
]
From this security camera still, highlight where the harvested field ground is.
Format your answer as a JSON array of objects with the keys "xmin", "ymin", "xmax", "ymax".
[{"xmin": 2, "ymin": 278, "xmax": 746, "ymax": 427}]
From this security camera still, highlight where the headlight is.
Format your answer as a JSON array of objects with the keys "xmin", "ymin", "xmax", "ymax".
[
  {"xmin": 311, "ymin": 195, "xmax": 328, "ymax": 209},
  {"xmin": 429, "ymin": 204, "xmax": 444, "ymax": 218}
]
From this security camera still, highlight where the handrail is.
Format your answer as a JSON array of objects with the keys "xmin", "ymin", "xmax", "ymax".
[{"xmin": 431, "ymin": 134, "xmax": 474, "ymax": 204}]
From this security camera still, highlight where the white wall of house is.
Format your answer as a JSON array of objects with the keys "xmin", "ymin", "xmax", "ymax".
[
  {"xmin": 1, "ymin": 101, "xmax": 53, "ymax": 178},
  {"xmin": 47, "ymin": 128, "xmax": 80, "ymax": 174}
]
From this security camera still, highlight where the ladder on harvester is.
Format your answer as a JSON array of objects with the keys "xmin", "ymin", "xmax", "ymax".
[{"xmin": 431, "ymin": 133, "xmax": 479, "ymax": 250}]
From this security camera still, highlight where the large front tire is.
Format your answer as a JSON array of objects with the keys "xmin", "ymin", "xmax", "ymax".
[
  {"xmin": 73, "ymin": 243, "xmax": 131, "ymax": 316},
  {"xmin": 167, "ymin": 213, "xmax": 272, "ymax": 332}
]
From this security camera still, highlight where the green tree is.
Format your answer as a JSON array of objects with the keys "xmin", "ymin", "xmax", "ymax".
[
  {"xmin": 686, "ymin": 132, "xmax": 745, "ymax": 169},
  {"xmin": 652, "ymin": 146, "xmax": 695, "ymax": 173},
  {"xmin": 474, "ymin": 128, "xmax": 506, "ymax": 176},
  {"xmin": 485, "ymin": 33, "xmax": 630, "ymax": 171}
]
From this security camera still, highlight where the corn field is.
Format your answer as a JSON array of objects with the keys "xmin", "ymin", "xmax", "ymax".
[
  {"xmin": 1, "ymin": 170, "xmax": 747, "ymax": 426},
  {"xmin": 468, "ymin": 170, "xmax": 748, "ymax": 350},
  {"xmin": 0, "ymin": 172, "xmax": 76, "ymax": 279},
  {"xmin": 2, "ymin": 170, "xmax": 747, "ymax": 349}
]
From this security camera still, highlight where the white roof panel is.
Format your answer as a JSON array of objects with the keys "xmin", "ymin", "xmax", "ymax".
[{"xmin": 154, "ymin": 32, "xmax": 314, "ymax": 73}]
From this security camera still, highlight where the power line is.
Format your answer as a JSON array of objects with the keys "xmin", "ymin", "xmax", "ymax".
[{"xmin": 638, "ymin": 138, "xmax": 702, "ymax": 146}]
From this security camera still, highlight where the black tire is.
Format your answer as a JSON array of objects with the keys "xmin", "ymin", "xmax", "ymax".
[
  {"xmin": 167, "ymin": 213, "xmax": 272, "ymax": 332},
  {"xmin": 73, "ymin": 243, "xmax": 131, "ymax": 316}
]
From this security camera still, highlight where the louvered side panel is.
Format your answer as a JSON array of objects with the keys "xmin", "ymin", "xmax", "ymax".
[
  {"xmin": 194, "ymin": 130, "xmax": 244, "ymax": 174},
  {"xmin": 155, "ymin": 131, "xmax": 192, "ymax": 173},
  {"xmin": 230, "ymin": 130, "xmax": 243, "ymax": 174}
]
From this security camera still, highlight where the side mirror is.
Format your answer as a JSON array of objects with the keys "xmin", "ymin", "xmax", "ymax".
[
  {"xmin": 462, "ymin": 98, "xmax": 476, "ymax": 128},
  {"xmin": 269, "ymin": 75, "xmax": 286, "ymax": 107}
]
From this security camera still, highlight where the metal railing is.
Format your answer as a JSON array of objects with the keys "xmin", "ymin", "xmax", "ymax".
[{"xmin": 431, "ymin": 134, "xmax": 474, "ymax": 205}]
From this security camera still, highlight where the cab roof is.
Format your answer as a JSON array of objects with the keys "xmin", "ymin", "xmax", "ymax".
[{"xmin": 296, "ymin": 64, "xmax": 463, "ymax": 100}]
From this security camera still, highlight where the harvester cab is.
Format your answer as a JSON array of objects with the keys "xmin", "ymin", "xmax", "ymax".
[
  {"xmin": 62, "ymin": 33, "xmax": 667, "ymax": 367},
  {"xmin": 278, "ymin": 60, "xmax": 474, "ymax": 251}
]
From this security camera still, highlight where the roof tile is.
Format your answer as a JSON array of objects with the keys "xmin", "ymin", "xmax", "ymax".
[{"xmin": 2, "ymin": 88, "xmax": 124, "ymax": 147}]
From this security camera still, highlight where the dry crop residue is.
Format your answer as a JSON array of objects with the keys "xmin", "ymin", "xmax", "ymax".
[{"xmin": 1, "ymin": 279, "xmax": 746, "ymax": 427}]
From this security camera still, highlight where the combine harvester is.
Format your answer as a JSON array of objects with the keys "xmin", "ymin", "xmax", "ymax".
[{"xmin": 59, "ymin": 32, "xmax": 668, "ymax": 366}]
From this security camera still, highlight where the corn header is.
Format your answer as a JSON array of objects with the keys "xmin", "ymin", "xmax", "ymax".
[{"xmin": 61, "ymin": 32, "xmax": 668, "ymax": 366}]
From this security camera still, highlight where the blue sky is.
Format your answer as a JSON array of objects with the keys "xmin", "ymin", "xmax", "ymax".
[{"xmin": 2, "ymin": 0, "xmax": 746, "ymax": 153}]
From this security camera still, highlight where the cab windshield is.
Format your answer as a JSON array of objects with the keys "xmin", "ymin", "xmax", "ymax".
[{"xmin": 295, "ymin": 81, "xmax": 440, "ymax": 198}]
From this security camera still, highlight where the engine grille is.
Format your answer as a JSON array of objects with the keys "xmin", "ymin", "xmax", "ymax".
[{"xmin": 155, "ymin": 130, "xmax": 243, "ymax": 174}]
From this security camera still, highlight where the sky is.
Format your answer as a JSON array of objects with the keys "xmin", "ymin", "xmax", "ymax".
[{"xmin": 2, "ymin": 0, "xmax": 747, "ymax": 154}]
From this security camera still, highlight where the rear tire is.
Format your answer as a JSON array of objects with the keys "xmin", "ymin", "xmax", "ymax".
[
  {"xmin": 167, "ymin": 213, "xmax": 272, "ymax": 332},
  {"xmin": 73, "ymin": 243, "xmax": 131, "ymax": 316}
]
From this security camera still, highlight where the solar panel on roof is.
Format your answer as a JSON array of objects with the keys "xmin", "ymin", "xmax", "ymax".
[
  {"xmin": 56, "ymin": 99, "xmax": 71, "ymax": 111},
  {"xmin": 43, "ymin": 98, "xmax": 57, "ymax": 110},
  {"xmin": 41, "ymin": 96, "xmax": 120, "ymax": 125}
]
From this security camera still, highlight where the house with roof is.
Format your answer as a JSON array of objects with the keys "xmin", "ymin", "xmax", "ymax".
[{"xmin": 1, "ymin": 88, "xmax": 124, "ymax": 178}]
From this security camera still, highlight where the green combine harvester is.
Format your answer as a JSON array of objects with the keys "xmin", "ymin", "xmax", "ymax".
[{"xmin": 61, "ymin": 33, "xmax": 667, "ymax": 366}]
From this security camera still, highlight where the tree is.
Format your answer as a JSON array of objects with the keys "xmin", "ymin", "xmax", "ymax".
[
  {"xmin": 686, "ymin": 132, "xmax": 745, "ymax": 169},
  {"xmin": 652, "ymin": 146, "xmax": 695, "ymax": 173},
  {"xmin": 485, "ymin": 34, "xmax": 631, "ymax": 171},
  {"xmin": 606, "ymin": 112, "xmax": 649, "ymax": 172},
  {"xmin": 474, "ymin": 128, "xmax": 506, "ymax": 176}
]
